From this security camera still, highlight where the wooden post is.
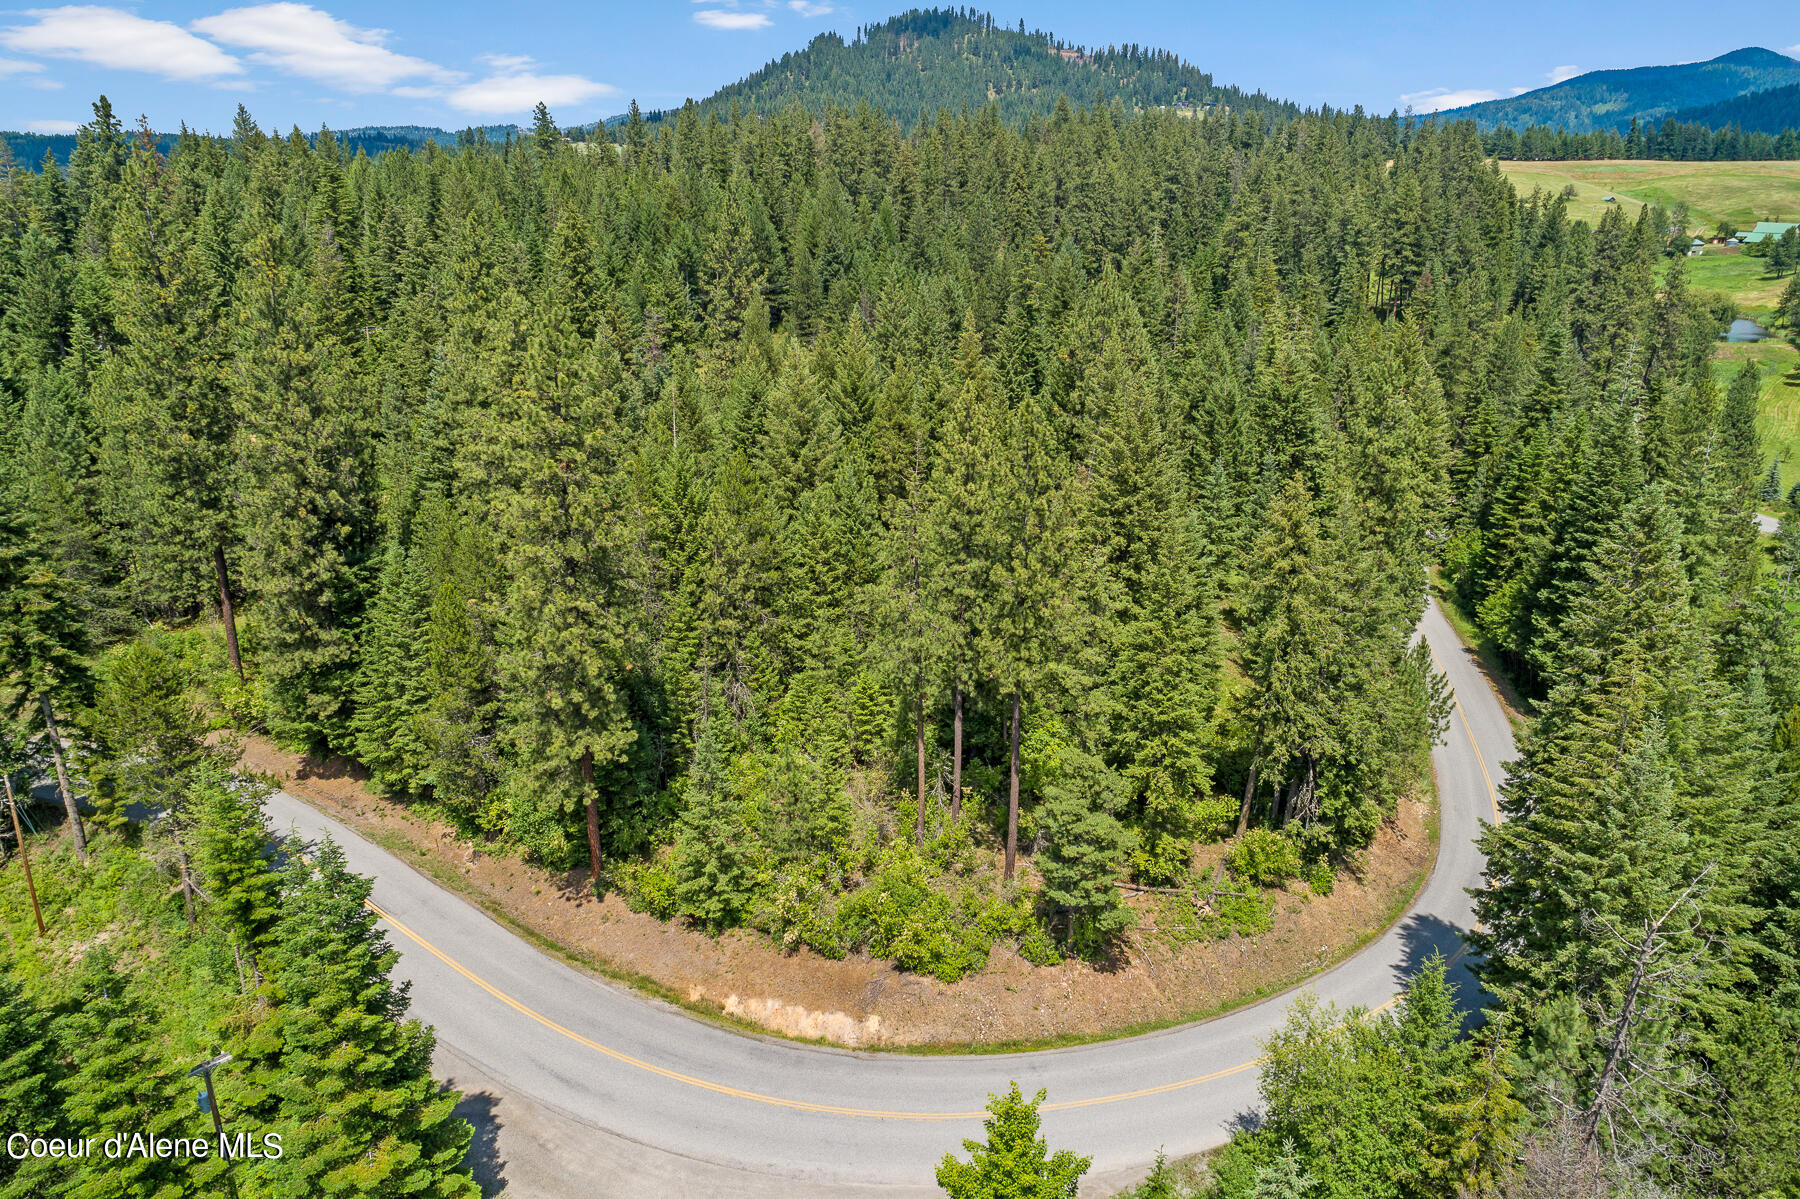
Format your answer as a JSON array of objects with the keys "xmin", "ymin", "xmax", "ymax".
[{"xmin": 5, "ymin": 774, "xmax": 47, "ymax": 936}]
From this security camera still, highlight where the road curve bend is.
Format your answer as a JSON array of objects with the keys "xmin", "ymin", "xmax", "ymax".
[{"xmin": 260, "ymin": 599, "xmax": 1515, "ymax": 1192}]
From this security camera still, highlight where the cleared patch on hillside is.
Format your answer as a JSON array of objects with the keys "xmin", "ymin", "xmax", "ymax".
[{"xmin": 1497, "ymin": 159, "xmax": 1800, "ymax": 230}]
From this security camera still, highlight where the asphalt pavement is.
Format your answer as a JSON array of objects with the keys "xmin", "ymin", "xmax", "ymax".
[{"xmin": 259, "ymin": 598, "xmax": 1516, "ymax": 1196}]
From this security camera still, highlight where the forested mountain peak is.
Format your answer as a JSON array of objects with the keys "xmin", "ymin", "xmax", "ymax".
[
  {"xmin": 634, "ymin": 6, "xmax": 1299, "ymax": 127},
  {"xmin": 1433, "ymin": 46, "xmax": 1800, "ymax": 132}
]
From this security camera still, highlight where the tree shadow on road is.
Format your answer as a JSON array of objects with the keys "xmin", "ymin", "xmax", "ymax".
[
  {"xmin": 452, "ymin": 1088, "xmax": 507, "ymax": 1198},
  {"xmin": 1391, "ymin": 911, "xmax": 1494, "ymax": 1028}
]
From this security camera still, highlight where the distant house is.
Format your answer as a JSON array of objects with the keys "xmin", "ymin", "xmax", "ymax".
[
  {"xmin": 1602, "ymin": 194, "xmax": 1617, "ymax": 202},
  {"xmin": 1690, "ymin": 237, "xmax": 1706, "ymax": 256},
  {"xmin": 1740, "ymin": 221, "xmax": 1798, "ymax": 244}
]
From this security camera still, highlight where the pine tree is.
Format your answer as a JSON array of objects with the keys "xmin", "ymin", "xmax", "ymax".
[
  {"xmin": 935, "ymin": 1082, "xmax": 1090, "ymax": 1199},
  {"xmin": 252, "ymin": 839, "xmax": 478, "ymax": 1198},
  {"xmin": 0, "ymin": 972, "xmax": 61, "ymax": 1199},
  {"xmin": 0, "ymin": 508, "xmax": 92, "ymax": 860},
  {"xmin": 54, "ymin": 955, "xmax": 190, "ymax": 1199}
]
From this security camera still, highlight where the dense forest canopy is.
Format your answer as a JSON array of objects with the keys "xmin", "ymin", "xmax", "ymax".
[{"xmin": 1, "ymin": 65, "xmax": 1797, "ymax": 1198}]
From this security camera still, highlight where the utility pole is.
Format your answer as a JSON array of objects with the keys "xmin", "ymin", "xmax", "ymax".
[
  {"xmin": 188, "ymin": 1053, "xmax": 241, "ymax": 1199},
  {"xmin": 4, "ymin": 773, "xmax": 46, "ymax": 937}
]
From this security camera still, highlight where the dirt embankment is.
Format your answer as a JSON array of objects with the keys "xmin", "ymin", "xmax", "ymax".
[{"xmin": 239, "ymin": 736, "xmax": 1436, "ymax": 1050}]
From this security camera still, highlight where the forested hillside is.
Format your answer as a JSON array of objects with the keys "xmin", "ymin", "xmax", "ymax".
[
  {"xmin": 1664, "ymin": 80, "xmax": 1800, "ymax": 137},
  {"xmin": 638, "ymin": 7, "xmax": 1297, "ymax": 128},
  {"xmin": 1, "ymin": 75, "xmax": 1796, "ymax": 1198},
  {"xmin": 1434, "ymin": 46, "xmax": 1800, "ymax": 132}
]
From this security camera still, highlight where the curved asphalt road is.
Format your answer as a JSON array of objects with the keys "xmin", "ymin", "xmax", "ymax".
[{"xmin": 260, "ymin": 599, "xmax": 1515, "ymax": 1193}]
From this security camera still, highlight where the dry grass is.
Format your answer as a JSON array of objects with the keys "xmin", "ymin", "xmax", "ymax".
[{"xmin": 1497, "ymin": 159, "xmax": 1800, "ymax": 230}]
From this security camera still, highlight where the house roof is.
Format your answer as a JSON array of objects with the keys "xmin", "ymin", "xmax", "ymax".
[{"xmin": 1741, "ymin": 220, "xmax": 1797, "ymax": 243}]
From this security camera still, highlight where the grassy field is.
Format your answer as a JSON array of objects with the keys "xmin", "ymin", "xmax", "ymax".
[
  {"xmin": 1714, "ymin": 339, "xmax": 1800, "ymax": 492},
  {"xmin": 1681, "ymin": 253, "xmax": 1793, "ymax": 316},
  {"xmin": 1497, "ymin": 159, "xmax": 1800, "ymax": 231}
]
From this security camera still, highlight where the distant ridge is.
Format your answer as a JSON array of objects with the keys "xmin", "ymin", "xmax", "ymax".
[
  {"xmin": 0, "ymin": 122, "xmax": 529, "ymax": 170},
  {"xmin": 1433, "ymin": 47, "xmax": 1800, "ymax": 132},
  {"xmin": 1662, "ymin": 80, "xmax": 1800, "ymax": 135}
]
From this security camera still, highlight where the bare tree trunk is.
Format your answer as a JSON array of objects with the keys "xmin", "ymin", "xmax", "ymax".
[
  {"xmin": 580, "ymin": 748, "xmax": 603, "ymax": 886},
  {"xmin": 38, "ymin": 694, "xmax": 85, "ymax": 863},
  {"xmin": 1005, "ymin": 691, "xmax": 1021, "ymax": 882},
  {"xmin": 1583, "ymin": 932, "xmax": 1653, "ymax": 1146},
  {"xmin": 951, "ymin": 685, "xmax": 964, "ymax": 819},
  {"xmin": 1210, "ymin": 752, "xmax": 1260, "ymax": 896},
  {"xmin": 213, "ymin": 545, "xmax": 244, "ymax": 681},
  {"xmin": 914, "ymin": 682, "xmax": 927, "ymax": 846},
  {"xmin": 6, "ymin": 774, "xmax": 47, "ymax": 936},
  {"xmin": 178, "ymin": 842, "xmax": 196, "ymax": 929}
]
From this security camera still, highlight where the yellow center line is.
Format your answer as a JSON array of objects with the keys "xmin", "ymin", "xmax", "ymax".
[{"xmin": 333, "ymin": 634, "xmax": 1504, "ymax": 1122}]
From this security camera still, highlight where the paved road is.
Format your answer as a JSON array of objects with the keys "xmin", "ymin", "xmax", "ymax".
[{"xmin": 260, "ymin": 598, "xmax": 1515, "ymax": 1196}]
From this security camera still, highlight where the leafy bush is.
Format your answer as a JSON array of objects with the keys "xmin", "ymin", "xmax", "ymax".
[
  {"xmin": 1307, "ymin": 859, "xmax": 1336, "ymax": 896},
  {"xmin": 752, "ymin": 873, "xmax": 845, "ymax": 958},
  {"xmin": 1215, "ymin": 891, "xmax": 1275, "ymax": 938},
  {"xmin": 1192, "ymin": 794, "xmax": 1240, "ymax": 841},
  {"xmin": 616, "ymin": 855, "xmax": 680, "ymax": 919},
  {"xmin": 1227, "ymin": 828, "xmax": 1301, "ymax": 887}
]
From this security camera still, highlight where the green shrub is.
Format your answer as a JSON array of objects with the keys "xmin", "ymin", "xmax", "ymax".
[
  {"xmin": 1192, "ymin": 794, "xmax": 1240, "ymax": 840},
  {"xmin": 1307, "ymin": 859, "xmax": 1336, "ymax": 896},
  {"xmin": 1216, "ymin": 891, "xmax": 1274, "ymax": 938},
  {"xmin": 1227, "ymin": 828, "xmax": 1301, "ymax": 887},
  {"xmin": 752, "ymin": 873, "xmax": 845, "ymax": 958},
  {"xmin": 616, "ymin": 855, "xmax": 680, "ymax": 919}
]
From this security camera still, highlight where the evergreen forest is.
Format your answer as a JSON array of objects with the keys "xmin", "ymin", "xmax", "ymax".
[{"xmin": 0, "ymin": 40, "xmax": 1796, "ymax": 1197}]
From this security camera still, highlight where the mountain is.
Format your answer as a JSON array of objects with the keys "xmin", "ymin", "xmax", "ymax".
[
  {"xmin": 1432, "ymin": 47, "xmax": 1800, "ymax": 132},
  {"xmin": 636, "ymin": 7, "xmax": 1297, "ymax": 127},
  {"xmin": 1663, "ymin": 80, "xmax": 1800, "ymax": 135}
]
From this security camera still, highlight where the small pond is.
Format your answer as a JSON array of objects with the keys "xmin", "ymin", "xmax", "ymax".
[{"xmin": 1721, "ymin": 318, "xmax": 1770, "ymax": 342}]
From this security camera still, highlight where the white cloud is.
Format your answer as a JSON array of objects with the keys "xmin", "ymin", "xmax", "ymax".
[
  {"xmin": 788, "ymin": 1, "xmax": 833, "ymax": 15},
  {"xmin": 695, "ymin": 9, "xmax": 771, "ymax": 30},
  {"xmin": 0, "ymin": 56, "xmax": 45, "ymax": 76},
  {"xmin": 1399, "ymin": 87, "xmax": 1504, "ymax": 113},
  {"xmin": 445, "ymin": 61, "xmax": 616, "ymax": 115},
  {"xmin": 1783, "ymin": 44, "xmax": 1799, "ymax": 59},
  {"xmin": 1, "ymin": 6, "xmax": 242, "ymax": 80},
  {"xmin": 191, "ymin": 3, "xmax": 453, "ymax": 92},
  {"xmin": 26, "ymin": 118, "xmax": 80, "ymax": 133},
  {"xmin": 1546, "ymin": 64, "xmax": 1582, "ymax": 84}
]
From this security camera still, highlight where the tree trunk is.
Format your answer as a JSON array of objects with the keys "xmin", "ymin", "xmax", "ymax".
[
  {"xmin": 1582, "ymin": 931, "xmax": 1653, "ymax": 1146},
  {"xmin": 178, "ymin": 841, "xmax": 196, "ymax": 929},
  {"xmin": 951, "ymin": 685, "xmax": 963, "ymax": 819},
  {"xmin": 1005, "ymin": 691, "xmax": 1021, "ymax": 882},
  {"xmin": 38, "ymin": 694, "xmax": 85, "ymax": 863},
  {"xmin": 580, "ymin": 748, "xmax": 603, "ymax": 886},
  {"xmin": 1210, "ymin": 752, "xmax": 1259, "ymax": 896},
  {"xmin": 5, "ymin": 774, "xmax": 46, "ymax": 936},
  {"xmin": 213, "ymin": 544, "xmax": 244, "ymax": 681},
  {"xmin": 914, "ymin": 682, "xmax": 927, "ymax": 846}
]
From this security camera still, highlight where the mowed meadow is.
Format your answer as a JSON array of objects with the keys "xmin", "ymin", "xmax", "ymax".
[
  {"xmin": 1498, "ymin": 158, "xmax": 1800, "ymax": 228},
  {"xmin": 1511, "ymin": 159, "xmax": 1800, "ymax": 500}
]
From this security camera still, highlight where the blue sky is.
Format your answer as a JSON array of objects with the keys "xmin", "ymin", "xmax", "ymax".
[{"xmin": 2, "ymin": 1, "xmax": 1798, "ymax": 135}]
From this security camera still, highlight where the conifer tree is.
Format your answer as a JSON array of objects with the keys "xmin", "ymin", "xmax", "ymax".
[
  {"xmin": 0, "ymin": 509, "xmax": 91, "ymax": 860},
  {"xmin": 935, "ymin": 1082, "xmax": 1090, "ymax": 1199},
  {"xmin": 0, "ymin": 972, "xmax": 61, "ymax": 1199},
  {"xmin": 253, "ymin": 839, "xmax": 478, "ymax": 1199}
]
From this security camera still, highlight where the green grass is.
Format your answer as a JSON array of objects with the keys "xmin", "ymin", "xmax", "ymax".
[
  {"xmin": 1496, "ymin": 159, "xmax": 1800, "ymax": 232},
  {"xmin": 1713, "ymin": 338, "xmax": 1800, "ymax": 492},
  {"xmin": 1681, "ymin": 253, "xmax": 1793, "ymax": 316}
]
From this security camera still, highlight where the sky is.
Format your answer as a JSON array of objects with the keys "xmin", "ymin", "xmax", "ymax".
[{"xmin": 2, "ymin": 1, "xmax": 1798, "ymax": 136}]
